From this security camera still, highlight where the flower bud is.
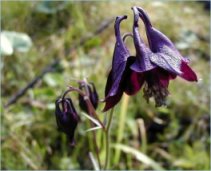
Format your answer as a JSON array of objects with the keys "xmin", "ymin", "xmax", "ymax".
[
  {"xmin": 55, "ymin": 98, "xmax": 79, "ymax": 146},
  {"xmin": 78, "ymin": 82, "xmax": 99, "ymax": 114}
]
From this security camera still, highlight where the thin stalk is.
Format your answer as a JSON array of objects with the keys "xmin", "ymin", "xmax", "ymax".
[
  {"xmin": 82, "ymin": 81, "xmax": 102, "ymax": 169},
  {"xmin": 92, "ymin": 127, "xmax": 101, "ymax": 169},
  {"xmin": 137, "ymin": 119, "xmax": 147, "ymax": 154},
  {"xmin": 114, "ymin": 94, "xmax": 129, "ymax": 164},
  {"xmin": 104, "ymin": 108, "xmax": 114, "ymax": 170},
  {"xmin": 89, "ymin": 152, "xmax": 100, "ymax": 171}
]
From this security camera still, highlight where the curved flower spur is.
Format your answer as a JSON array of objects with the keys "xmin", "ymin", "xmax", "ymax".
[
  {"xmin": 103, "ymin": 16, "xmax": 142, "ymax": 112},
  {"xmin": 130, "ymin": 6, "xmax": 198, "ymax": 106}
]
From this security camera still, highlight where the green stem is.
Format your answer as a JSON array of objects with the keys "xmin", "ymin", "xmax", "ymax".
[
  {"xmin": 114, "ymin": 94, "xmax": 129, "ymax": 164},
  {"xmin": 93, "ymin": 130, "xmax": 101, "ymax": 169},
  {"xmin": 104, "ymin": 108, "xmax": 114, "ymax": 170},
  {"xmin": 137, "ymin": 119, "xmax": 147, "ymax": 154}
]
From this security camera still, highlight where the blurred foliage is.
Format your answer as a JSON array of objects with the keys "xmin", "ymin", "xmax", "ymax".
[{"xmin": 1, "ymin": 1, "xmax": 210, "ymax": 170}]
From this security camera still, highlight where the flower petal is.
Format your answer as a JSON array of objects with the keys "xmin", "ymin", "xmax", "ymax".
[
  {"xmin": 136, "ymin": 7, "xmax": 180, "ymax": 53},
  {"xmin": 149, "ymin": 46, "xmax": 183, "ymax": 75},
  {"xmin": 55, "ymin": 98, "xmax": 79, "ymax": 145},
  {"xmin": 103, "ymin": 90, "xmax": 123, "ymax": 112},
  {"xmin": 154, "ymin": 68, "xmax": 171, "ymax": 87},
  {"xmin": 124, "ymin": 57, "xmax": 145, "ymax": 95},
  {"xmin": 105, "ymin": 70, "xmax": 113, "ymax": 97},
  {"xmin": 104, "ymin": 57, "xmax": 143, "ymax": 111},
  {"xmin": 90, "ymin": 83, "xmax": 99, "ymax": 109},
  {"xmin": 124, "ymin": 71, "xmax": 144, "ymax": 95},
  {"xmin": 105, "ymin": 15, "xmax": 130, "ymax": 97},
  {"xmin": 79, "ymin": 82, "xmax": 99, "ymax": 113},
  {"xmin": 180, "ymin": 61, "xmax": 198, "ymax": 81},
  {"xmin": 136, "ymin": 7, "xmax": 198, "ymax": 78}
]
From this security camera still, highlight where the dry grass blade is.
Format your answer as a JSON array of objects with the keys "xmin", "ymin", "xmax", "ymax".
[
  {"xmin": 112, "ymin": 144, "xmax": 165, "ymax": 170},
  {"xmin": 81, "ymin": 112, "xmax": 102, "ymax": 132}
]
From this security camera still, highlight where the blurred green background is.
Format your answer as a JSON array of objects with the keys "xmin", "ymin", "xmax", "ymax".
[{"xmin": 1, "ymin": 1, "xmax": 210, "ymax": 170}]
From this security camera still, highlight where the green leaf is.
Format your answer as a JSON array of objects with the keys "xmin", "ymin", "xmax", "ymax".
[
  {"xmin": 1, "ymin": 31, "xmax": 32, "ymax": 54},
  {"xmin": 0, "ymin": 33, "xmax": 13, "ymax": 55},
  {"xmin": 88, "ymin": 152, "xmax": 100, "ymax": 171},
  {"xmin": 43, "ymin": 73, "xmax": 64, "ymax": 87},
  {"xmin": 81, "ymin": 112, "xmax": 102, "ymax": 132}
]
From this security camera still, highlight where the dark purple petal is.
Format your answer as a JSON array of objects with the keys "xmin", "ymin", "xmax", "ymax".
[
  {"xmin": 136, "ymin": 7, "xmax": 179, "ymax": 53},
  {"xmin": 90, "ymin": 83, "xmax": 99, "ymax": 109},
  {"xmin": 123, "ymin": 57, "xmax": 144, "ymax": 95},
  {"xmin": 55, "ymin": 98, "xmax": 79, "ymax": 145},
  {"xmin": 104, "ymin": 57, "xmax": 144, "ymax": 111},
  {"xmin": 103, "ymin": 90, "xmax": 123, "ymax": 112},
  {"xmin": 105, "ymin": 70, "xmax": 113, "ymax": 97},
  {"xmin": 152, "ymin": 68, "xmax": 171, "ymax": 88},
  {"xmin": 78, "ymin": 84, "xmax": 89, "ymax": 112},
  {"xmin": 104, "ymin": 15, "xmax": 130, "ymax": 98},
  {"xmin": 79, "ymin": 82, "xmax": 99, "ymax": 113},
  {"xmin": 149, "ymin": 49, "xmax": 183, "ymax": 75},
  {"xmin": 124, "ymin": 71, "xmax": 144, "ymax": 95},
  {"xmin": 130, "ymin": 7, "xmax": 156, "ymax": 73}
]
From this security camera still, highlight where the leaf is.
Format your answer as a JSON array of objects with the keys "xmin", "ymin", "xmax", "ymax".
[
  {"xmin": 81, "ymin": 112, "xmax": 102, "ymax": 132},
  {"xmin": 85, "ymin": 126, "xmax": 102, "ymax": 132},
  {"xmin": 0, "ymin": 33, "xmax": 13, "ymax": 55},
  {"xmin": 112, "ymin": 144, "xmax": 165, "ymax": 170},
  {"xmin": 1, "ymin": 31, "xmax": 32, "ymax": 53},
  {"xmin": 43, "ymin": 73, "xmax": 64, "ymax": 87},
  {"xmin": 88, "ymin": 152, "xmax": 100, "ymax": 171}
]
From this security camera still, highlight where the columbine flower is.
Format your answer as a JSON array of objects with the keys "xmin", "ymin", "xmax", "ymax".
[
  {"xmin": 130, "ymin": 6, "xmax": 197, "ymax": 106},
  {"xmin": 134, "ymin": 6, "xmax": 197, "ymax": 81},
  {"xmin": 55, "ymin": 98, "xmax": 79, "ymax": 146},
  {"xmin": 103, "ymin": 15, "xmax": 142, "ymax": 112},
  {"xmin": 78, "ymin": 82, "xmax": 99, "ymax": 113}
]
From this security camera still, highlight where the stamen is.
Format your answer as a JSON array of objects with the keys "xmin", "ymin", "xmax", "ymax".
[{"xmin": 143, "ymin": 82, "xmax": 169, "ymax": 107}]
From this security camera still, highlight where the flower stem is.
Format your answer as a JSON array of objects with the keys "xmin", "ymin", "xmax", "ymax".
[
  {"xmin": 81, "ymin": 80, "xmax": 102, "ymax": 169},
  {"xmin": 114, "ymin": 94, "xmax": 129, "ymax": 164},
  {"xmin": 104, "ymin": 107, "xmax": 114, "ymax": 170},
  {"xmin": 93, "ymin": 128, "xmax": 102, "ymax": 169}
]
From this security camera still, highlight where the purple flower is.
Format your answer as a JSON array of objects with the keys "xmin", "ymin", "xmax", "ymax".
[
  {"xmin": 55, "ymin": 98, "xmax": 79, "ymax": 146},
  {"xmin": 79, "ymin": 82, "xmax": 99, "ymax": 113},
  {"xmin": 133, "ymin": 6, "xmax": 197, "ymax": 81},
  {"xmin": 103, "ymin": 16, "xmax": 143, "ymax": 112},
  {"xmin": 130, "ymin": 6, "xmax": 197, "ymax": 106}
]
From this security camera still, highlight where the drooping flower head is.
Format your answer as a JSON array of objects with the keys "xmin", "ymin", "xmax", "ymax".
[
  {"xmin": 103, "ymin": 15, "xmax": 142, "ymax": 112},
  {"xmin": 55, "ymin": 98, "xmax": 79, "ymax": 146},
  {"xmin": 78, "ymin": 82, "xmax": 99, "ymax": 113},
  {"xmin": 134, "ymin": 6, "xmax": 197, "ymax": 82},
  {"xmin": 130, "ymin": 6, "xmax": 197, "ymax": 106}
]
